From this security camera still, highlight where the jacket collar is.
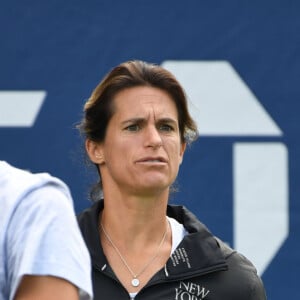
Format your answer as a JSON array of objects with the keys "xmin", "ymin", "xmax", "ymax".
[
  {"xmin": 166, "ymin": 204, "xmax": 228, "ymax": 277},
  {"xmin": 77, "ymin": 200, "xmax": 228, "ymax": 277}
]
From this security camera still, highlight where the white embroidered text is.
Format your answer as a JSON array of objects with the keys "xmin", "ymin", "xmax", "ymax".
[{"xmin": 175, "ymin": 281, "xmax": 210, "ymax": 300}]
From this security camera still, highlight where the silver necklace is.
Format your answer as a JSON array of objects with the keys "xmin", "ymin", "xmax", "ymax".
[{"xmin": 100, "ymin": 220, "xmax": 168, "ymax": 288}]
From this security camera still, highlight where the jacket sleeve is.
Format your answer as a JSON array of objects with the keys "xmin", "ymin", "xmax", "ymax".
[
  {"xmin": 250, "ymin": 274, "xmax": 267, "ymax": 299},
  {"xmin": 216, "ymin": 237, "xmax": 267, "ymax": 299},
  {"xmin": 231, "ymin": 252, "xmax": 267, "ymax": 300}
]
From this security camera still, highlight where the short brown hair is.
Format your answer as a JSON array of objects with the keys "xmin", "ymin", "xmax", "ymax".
[{"xmin": 78, "ymin": 60, "xmax": 198, "ymax": 144}]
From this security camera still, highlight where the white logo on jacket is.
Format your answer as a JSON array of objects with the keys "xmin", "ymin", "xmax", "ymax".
[{"xmin": 175, "ymin": 281, "xmax": 210, "ymax": 300}]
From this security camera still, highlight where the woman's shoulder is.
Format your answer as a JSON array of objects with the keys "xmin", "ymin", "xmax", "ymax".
[{"xmin": 214, "ymin": 237, "xmax": 266, "ymax": 299}]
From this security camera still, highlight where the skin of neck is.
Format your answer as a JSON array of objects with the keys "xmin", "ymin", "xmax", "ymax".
[{"xmin": 100, "ymin": 182, "xmax": 170, "ymax": 253}]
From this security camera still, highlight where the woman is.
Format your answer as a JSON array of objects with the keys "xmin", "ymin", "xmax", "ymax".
[{"xmin": 77, "ymin": 60, "xmax": 266, "ymax": 299}]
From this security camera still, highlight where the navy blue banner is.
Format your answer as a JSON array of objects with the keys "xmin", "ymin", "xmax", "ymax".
[{"xmin": 1, "ymin": 1, "xmax": 299, "ymax": 298}]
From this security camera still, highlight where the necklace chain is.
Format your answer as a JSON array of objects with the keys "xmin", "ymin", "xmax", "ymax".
[{"xmin": 100, "ymin": 220, "xmax": 168, "ymax": 287}]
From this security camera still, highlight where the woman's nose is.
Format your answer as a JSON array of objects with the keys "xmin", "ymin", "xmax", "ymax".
[{"xmin": 145, "ymin": 125, "xmax": 163, "ymax": 149}]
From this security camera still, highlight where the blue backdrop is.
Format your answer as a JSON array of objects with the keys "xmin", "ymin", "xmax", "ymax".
[{"xmin": 1, "ymin": 1, "xmax": 299, "ymax": 298}]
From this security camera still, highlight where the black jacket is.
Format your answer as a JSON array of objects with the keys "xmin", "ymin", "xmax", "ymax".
[{"xmin": 77, "ymin": 200, "xmax": 267, "ymax": 299}]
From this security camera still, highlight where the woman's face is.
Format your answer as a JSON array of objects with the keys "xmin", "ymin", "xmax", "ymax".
[{"xmin": 89, "ymin": 86, "xmax": 186, "ymax": 197}]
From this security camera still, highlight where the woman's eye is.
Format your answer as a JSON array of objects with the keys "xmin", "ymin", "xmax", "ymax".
[
  {"xmin": 125, "ymin": 124, "xmax": 140, "ymax": 131},
  {"xmin": 159, "ymin": 124, "xmax": 174, "ymax": 132}
]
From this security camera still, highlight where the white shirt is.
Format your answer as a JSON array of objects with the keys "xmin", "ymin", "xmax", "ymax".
[{"xmin": 0, "ymin": 161, "xmax": 93, "ymax": 300}]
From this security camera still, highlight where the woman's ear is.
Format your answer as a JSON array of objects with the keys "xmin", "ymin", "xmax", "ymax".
[
  {"xmin": 179, "ymin": 142, "xmax": 186, "ymax": 165},
  {"xmin": 85, "ymin": 139, "xmax": 105, "ymax": 164}
]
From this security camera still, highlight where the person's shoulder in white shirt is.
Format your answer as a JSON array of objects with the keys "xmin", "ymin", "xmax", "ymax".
[{"xmin": 0, "ymin": 161, "xmax": 93, "ymax": 300}]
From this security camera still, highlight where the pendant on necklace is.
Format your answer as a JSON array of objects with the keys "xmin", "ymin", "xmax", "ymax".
[{"xmin": 131, "ymin": 278, "xmax": 140, "ymax": 287}]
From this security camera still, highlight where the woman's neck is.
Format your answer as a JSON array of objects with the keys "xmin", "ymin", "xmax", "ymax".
[{"xmin": 100, "ymin": 192, "xmax": 169, "ymax": 252}]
